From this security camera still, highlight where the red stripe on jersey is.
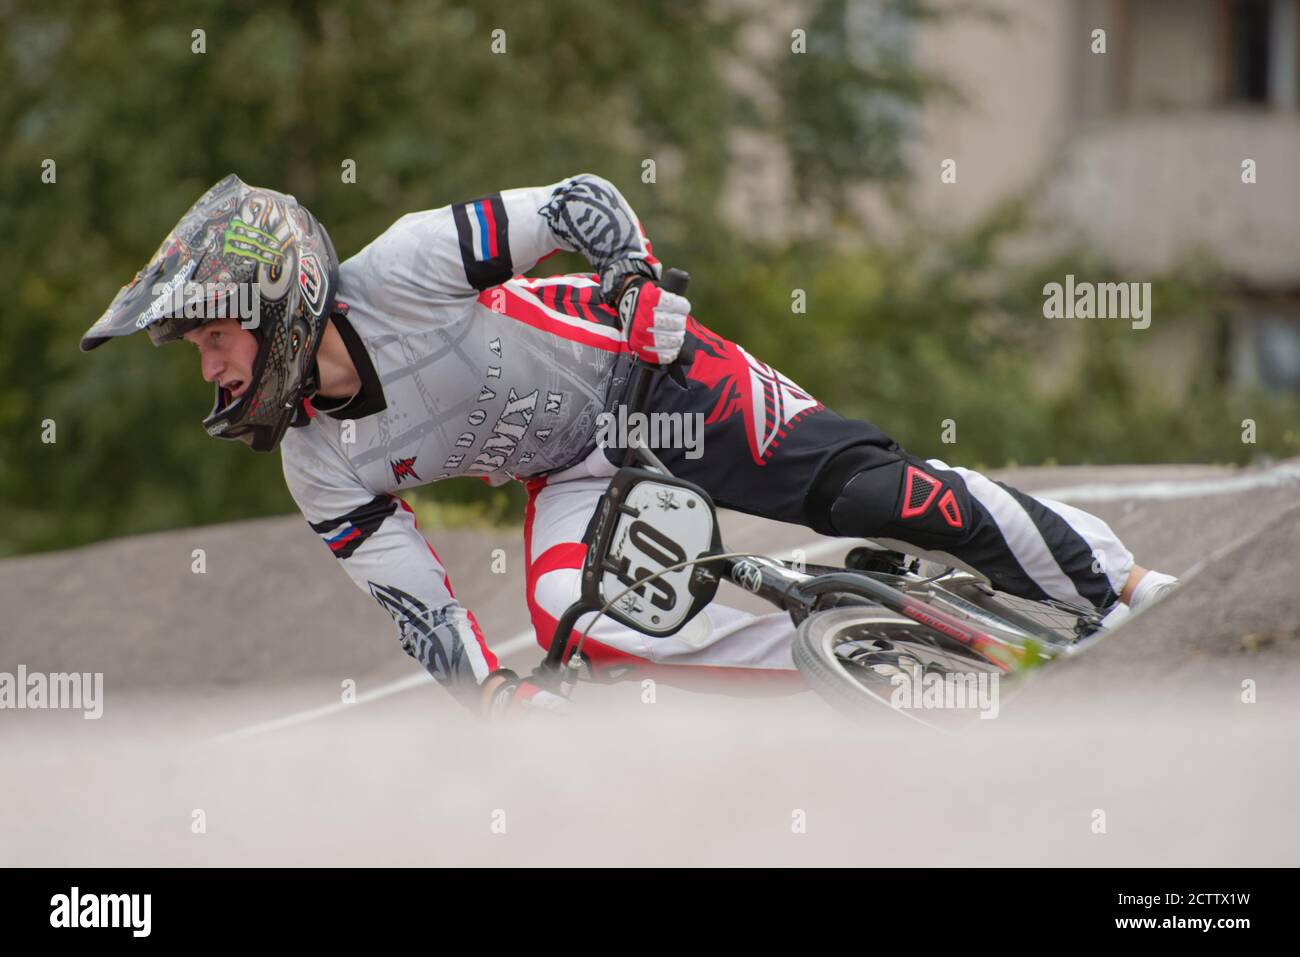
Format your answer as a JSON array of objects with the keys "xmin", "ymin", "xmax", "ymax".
[
  {"xmin": 574, "ymin": 283, "xmax": 605, "ymax": 324},
  {"xmin": 480, "ymin": 199, "xmax": 499, "ymax": 258},
  {"xmin": 477, "ymin": 284, "xmax": 626, "ymax": 353},
  {"xmin": 522, "ymin": 475, "xmax": 549, "ymax": 566},
  {"xmin": 328, "ymin": 527, "xmax": 361, "ymax": 551}
]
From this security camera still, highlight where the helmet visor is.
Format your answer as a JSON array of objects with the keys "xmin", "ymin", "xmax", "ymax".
[
  {"xmin": 80, "ymin": 235, "xmax": 204, "ymax": 351},
  {"xmin": 80, "ymin": 173, "xmax": 249, "ymax": 352}
]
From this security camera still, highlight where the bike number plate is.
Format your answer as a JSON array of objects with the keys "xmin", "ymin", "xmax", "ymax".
[{"xmin": 592, "ymin": 475, "xmax": 719, "ymax": 636}]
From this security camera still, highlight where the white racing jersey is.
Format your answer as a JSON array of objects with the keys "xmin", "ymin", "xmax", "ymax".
[{"xmin": 280, "ymin": 174, "xmax": 658, "ymax": 705}]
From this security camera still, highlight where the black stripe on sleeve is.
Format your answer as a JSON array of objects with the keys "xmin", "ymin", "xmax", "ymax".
[
  {"xmin": 451, "ymin": 194, "xmax": 514, "ymax": 290},
  {"xmin": 308, "ymin": 495, "xmax": 400, "ymax": 561}
]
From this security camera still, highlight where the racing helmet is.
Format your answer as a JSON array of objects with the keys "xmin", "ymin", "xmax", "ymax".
[{"xmin": 80, "ymin": 174, "xmax": 340, "ymax": 452}]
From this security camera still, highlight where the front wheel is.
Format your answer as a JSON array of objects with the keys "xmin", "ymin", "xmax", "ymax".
[{"xmin": 792, "ymin": 606, "xmax": 1004, "ymax": 727}]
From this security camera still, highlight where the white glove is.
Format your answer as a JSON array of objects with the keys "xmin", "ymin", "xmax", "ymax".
[{"xmin": 618, "ymin": 278, "xmax": 691, "ymax": 365}]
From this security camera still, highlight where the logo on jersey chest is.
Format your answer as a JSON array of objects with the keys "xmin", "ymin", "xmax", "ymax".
[
  {"xmin": 467, "ymin": 388, "xmax": 538, "ymax": 474},
  {"xmin": 436, "ymin": 335, "xmax": 571, "ymax": 477},
  {"xmin": 390, "ymin": 456, "xmax": 421, "ymax": 484}
]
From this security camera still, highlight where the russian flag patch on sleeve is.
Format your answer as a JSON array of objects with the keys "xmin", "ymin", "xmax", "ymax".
[
  {"xmin": 308, "ymin": 495, "xmax": 399, "ymax": 560},
  {"xmin": 452, "ymin": 194, "xmax": 513, "ymax": 290}
]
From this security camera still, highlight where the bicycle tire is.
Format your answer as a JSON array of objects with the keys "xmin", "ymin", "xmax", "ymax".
[{"xmin": 792, "ymin": 606, "xmax": 1001, "ymax": 725}]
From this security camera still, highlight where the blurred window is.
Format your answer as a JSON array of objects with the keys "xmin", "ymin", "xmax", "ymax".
[
  {"xmin": 1224, "ymin": 0, "xmax": 1298, "ymax": 107},
  {"xmin": 1107, "ymin": 0, "xmax": 1299, "ymax": 111},
  {"xmin": 1231, "ymin": 313, "xmax": 1300, "ymax": 393}
]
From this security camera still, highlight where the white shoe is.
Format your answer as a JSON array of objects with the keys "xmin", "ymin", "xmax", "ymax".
[
  {"xmin": 1099, "ymin": 602, "xmax": 1132, "ymax": 630},
  {"xmin": 1128, "ymin": 570, "xmax": 1180, "ymax": 614}
]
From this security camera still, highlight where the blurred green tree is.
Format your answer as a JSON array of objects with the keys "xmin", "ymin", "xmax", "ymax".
[
  {"xmin": 2, "ymin": 0, "xmax": 1295, "ymax": 557},
  {"xmin": 0, "ymin": 0, "xmax": 941, "ymax": 554}
]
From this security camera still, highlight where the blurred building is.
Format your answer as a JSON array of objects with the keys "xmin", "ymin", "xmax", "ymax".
[{"xmin": 900, "ymin": 0, "xmax": 1300, "ymax": 393}]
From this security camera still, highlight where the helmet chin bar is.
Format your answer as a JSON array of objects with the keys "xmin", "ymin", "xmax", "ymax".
[
  {"xmin": 202, "ymin": 381, "xmax": 279, "ymax": 451},
  {"xmin": 202, "ymin": 384, "xmax": 293, "ymax": 451}
]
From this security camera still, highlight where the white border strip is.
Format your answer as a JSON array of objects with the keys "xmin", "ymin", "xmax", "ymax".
[
  {"xmin": 1035, "ymin": 459, "xmax": 1300, "ymax": 503},
  {"xmin": 214, "ymin": 627, "xmax": 547, "ymax": 743},
  {"xmin": 212, "ymin": 672, "xmax": 433, "ymax": 743}
]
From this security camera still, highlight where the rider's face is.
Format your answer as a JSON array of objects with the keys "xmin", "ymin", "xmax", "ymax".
[{"xmin": 183, "ymin": 319, "xmax": 260, "ymax": 401}]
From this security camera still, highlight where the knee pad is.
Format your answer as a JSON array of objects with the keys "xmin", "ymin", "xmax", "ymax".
[{"xmin": 808, "ymin": 444, "xmax": 972, "ymax": 547}]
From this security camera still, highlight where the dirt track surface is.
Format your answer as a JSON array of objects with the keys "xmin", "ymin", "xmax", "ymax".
[{"xmin": 2, "ymin": 460, "xmax": 1298, "ymax": 866}]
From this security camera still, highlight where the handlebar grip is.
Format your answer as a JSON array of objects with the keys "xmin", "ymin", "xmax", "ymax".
[
  {"xmin": 658, "ymin": 269, "xmax": 690, "ymax": 392},
  {"xmin": 661, "ymin": 267, "xmax": 689, "ymax": 296}
]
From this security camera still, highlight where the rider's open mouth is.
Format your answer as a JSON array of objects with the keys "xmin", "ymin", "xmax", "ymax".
[{"xmin": 222, "ymin": 380, "xmax": 247, "ymax": 403}]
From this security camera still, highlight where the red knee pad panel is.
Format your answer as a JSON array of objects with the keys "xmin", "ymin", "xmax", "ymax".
[
  {"xmin": 900, "ymin": 465, "xmax": 940, "ymax": 518},
  {"xmin": 899, "ymin": 465, "xmax": 963, "ymax": 530},
  {"xmin": 937, "ymin": 488, "xmax": 963, "ymax": 529}
]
